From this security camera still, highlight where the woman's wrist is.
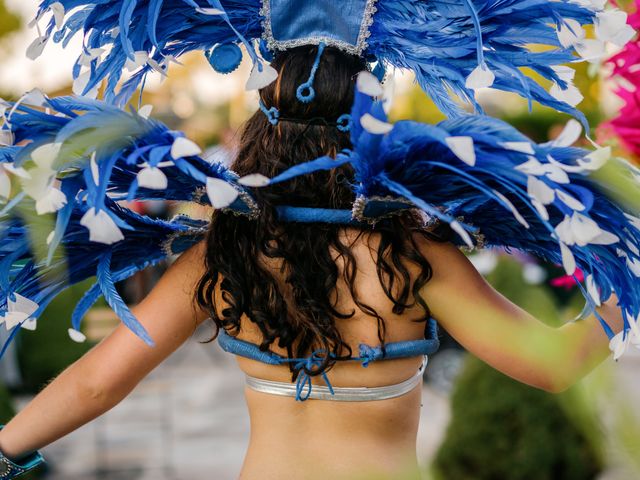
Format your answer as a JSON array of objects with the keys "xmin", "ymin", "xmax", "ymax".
[{"xmin": 0, "ymin": 427, "xmax": 44, "ymax": 479}]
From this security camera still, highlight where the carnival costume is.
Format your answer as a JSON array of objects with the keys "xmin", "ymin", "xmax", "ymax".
[{"xmin": 1, "ymin": 0, "xmax": 640, "ymax": 475}]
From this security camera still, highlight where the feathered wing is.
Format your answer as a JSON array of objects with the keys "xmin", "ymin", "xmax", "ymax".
[
  {"xmin": 347, "ymin": 79, "xmax": 640, "ymax": 349},
  {"xmin": 27, "ymin": 0, "xmax": 636, "ymax": 121},
  {"xmin": 369, "ymin": 0, "xmax": 636, "ymax": 124},
  {"xmin": 31, "ymin": 0, "xmax": 265, "ymax": 105},
  {"xmin": 270, "ymin": 73, "xmax": 640, "ymax": 349},
  {"xmin": 0, "ymin": 95, "xmax": 252, "ymax": 353}
]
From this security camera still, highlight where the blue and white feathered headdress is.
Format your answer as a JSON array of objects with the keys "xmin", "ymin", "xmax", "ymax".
[
  {"xmin": 1, "ymin": 1, "xmax": 639, "ymax": 360},
  {"xmin": 27, "ymin": 0, "xmax": 636, "ymax": 123}
]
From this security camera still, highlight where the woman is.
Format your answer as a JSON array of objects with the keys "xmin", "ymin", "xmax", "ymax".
[{"xmin": 0, "ymin": 46, "xmax": 627, "ymax": 480}]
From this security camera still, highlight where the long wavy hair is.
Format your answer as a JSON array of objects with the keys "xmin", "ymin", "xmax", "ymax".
[{"xmin": 195, "ymin": 46, "xmax": 446, "ymax": 382}]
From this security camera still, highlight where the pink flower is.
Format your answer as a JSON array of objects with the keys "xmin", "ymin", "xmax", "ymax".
[
  {"xmin": 599, "ymin": 1, "xmax": 640, "ymax": 163},
  {"xmin": 550, "ymin": 268, "xmax": 585, "ymax": 290}
]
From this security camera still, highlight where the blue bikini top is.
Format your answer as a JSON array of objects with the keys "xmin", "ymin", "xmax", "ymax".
[{"xmin": 218, "ymin": 318, "xmax": 440, "ymax": 401}]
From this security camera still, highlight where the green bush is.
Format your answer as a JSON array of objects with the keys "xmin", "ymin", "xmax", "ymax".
[
  {"xmin": 432, "ymin": 257, "xmax": 604, "ymax": 480},
  {"xmin": 433, "ymin": 356, "xmax": 604, "ymax": 480}
]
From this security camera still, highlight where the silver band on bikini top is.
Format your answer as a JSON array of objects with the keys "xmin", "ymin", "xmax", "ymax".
[{"xmin": 245, "ymin": 355, "xmax": 428, "ymax": 402}]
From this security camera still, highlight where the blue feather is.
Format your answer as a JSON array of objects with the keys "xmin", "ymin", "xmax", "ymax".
[{"xmin": 97, "ymin": 251, "xmax": 154, "ymax": 345}]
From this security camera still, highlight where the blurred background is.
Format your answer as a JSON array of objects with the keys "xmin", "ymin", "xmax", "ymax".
[{"xmin": 0, "ymin": 0, "xmax": 639, "ymax": 479}]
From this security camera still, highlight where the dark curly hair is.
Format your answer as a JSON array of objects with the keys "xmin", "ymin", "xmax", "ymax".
[{"xmin": 195, "ymin": 45, "xmax": 445, "ymax": 383}]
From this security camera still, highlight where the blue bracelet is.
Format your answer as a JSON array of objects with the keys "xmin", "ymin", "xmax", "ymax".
[{"xmin": 0, "ymin": 427, "xmax": 45, "ymax": 479}]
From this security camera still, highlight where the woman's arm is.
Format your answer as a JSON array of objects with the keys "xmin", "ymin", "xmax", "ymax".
[
  {"xmin": 0, "ymin": 240, "xmax": 210, "ymax": 460},
  {"xmin": 419, "ymin": 239, "xmax": 625, "ymax": 393}
]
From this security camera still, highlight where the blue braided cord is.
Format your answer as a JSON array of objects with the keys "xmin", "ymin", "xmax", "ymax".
[
  {"xmin": 258, "ymin": 99, "xmax": 280, "ymax": 125},
  {"xmin": 275, "ymin": 206, "xmax": 359, "ymax": 224},
  {"xmin": 218, "ymin": 329, "xmax": 283, "ymax": 365},
  {"xmin": 336, "ymin": 113, "xmax": 353, "ymax": 132},
  {"xmin": 296, "ymin": 42, "xmax": 326, "ymax": 103}
]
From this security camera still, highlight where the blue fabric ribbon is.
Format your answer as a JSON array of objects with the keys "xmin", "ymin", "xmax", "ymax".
[{"xmin": 293, "ymin": 351, "xmax": 335, "ymax": 401}]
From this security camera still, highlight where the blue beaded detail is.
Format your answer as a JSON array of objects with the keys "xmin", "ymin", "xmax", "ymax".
[
  {"xmin": 336, "ymin": 114, "xmax": 352, "ymax": 132},
  {"xmin": 259, "ymin": 99, "xmax": 280, "ymax": 125},
  {"xmin": 205, "ymin": 43, "xmax": 243, "ymax": 74}
]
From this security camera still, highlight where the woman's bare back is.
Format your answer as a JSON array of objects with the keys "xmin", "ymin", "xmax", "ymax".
[{"xmin": 221, "ymin": 229, "xmax": 429, "ymax": 479}]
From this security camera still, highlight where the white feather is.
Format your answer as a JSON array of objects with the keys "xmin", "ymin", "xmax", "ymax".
[
  {"xmin": 0, "ymin": 170, "xmax": 10, "ymax": 200},
  {"xmin": 30, "ymin": 142, "xmax": 61, "ymax": 170},
  {"xmin": 206, "ymin": 177, "xmax": 239, "ymax": 208},
  {"xmin": 137, "ymin": 167, "xmax": 168, "ymax": 190},
  {"xmin": 138, "ymin": 104, "xmax": 153, "ymax": 119},
  {"xmin": 527, "ymin": 176, "xmax": 555, "ymax": 205},
  {"xmin": 49, "ymin": 2, "xmax": 66, "ymax": 28},
  {"xmin": 574, "ymin": 39, "xmax": 606, "ymax": 63},
  {"xmin": 609, "ymin": 330, "xmax": 629, "ymax": 361},
  {"xmin": 551, "ymin": 119, "xmax": 582, "ymax": 147},
  {"xmin": 586, "ymin": 274, "xmax": 602, "ymax": 306},
  {"xmin": 238, "ymin": 174, "xmax": 270, "ymax": 187},
  {"xmin": 465, "ymin": 64, "xmax": 495, "ymax": 89},
  {"xmin": 501, "ymin": 142, "xmax": 535, "ymax": 155},
  {"xmin": 555, "ymin": 189, "xmax": 585, "ymax": 211},
  {"xmin": 246, "ymin": 62, "xmax": 278, "ymax": 91},
  {"xmin": 35, "ymin": 186, "xmax": 67, "ymax": 215},
  {"xmin": 557, "ymin": 18, "xmax": 585, "ymax": 48},
  {"xmin": 357, "ymin": 71, "xmax": 384, "ymax": 97},
  {"xmin": 26, "ymin": 35, "xmax": 48, "ymax": 60},
  {"xmin": 68, "ymin": 328, "xmax": 87, "ymax": 343},
  {"xmin": 450, "ymin": 220, "xmax": 474, "ymax": 249},
  {"xmin": 445, "ymin": 136, "xmax": 476, "ymax": 166},
  {"xmin": 560, "ymin": 242, "xmax": 577, "ymax": 275},
  {"xmin": 80, "ymin": 207, "xmax": 125, "ymax": 244},
  {"xmin": 171, "ymin": 137, "xmax": 202, "ymax": 159},
  {"xmin": 493, "ymin": 190, "xmax": 530, "ymax": 228},
  {"xmin": 195, "ymin": 7, "xmax": 225, "ymax": 15},
  {"xmin": 360, "ymin": 114, "xmax": 393, "ymax": 135},
  {"xmin": 578, "ymin": 147, "xmax": 610, "ymax": 171},
  {"xmin": 549, "ymin": 82, "xmax": 584, "ymax": 107}
]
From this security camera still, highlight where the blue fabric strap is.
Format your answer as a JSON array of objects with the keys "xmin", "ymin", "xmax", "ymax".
[
  {"xmin": 217, "ymin": 319, "xmax": 439, "ymax": 401},
  {"xmin": 218, "ymin": 331, "xmax": 284, "ymax": 365},
  {"xmin": 293, "ymin": 351, "xmax": 335, "ymax": 401},
  {"xmin": 275, "ymin": 207, "xmax": 359, "ymax": 224}
]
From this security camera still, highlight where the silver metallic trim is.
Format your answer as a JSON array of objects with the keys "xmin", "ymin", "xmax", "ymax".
[
  {"xmin": 260, "ymin": 0, "xmax": 378, "ymax": 56},
  {"xmin": 245, "ymin": 356, "xmax": 427, "ymax": 401}
]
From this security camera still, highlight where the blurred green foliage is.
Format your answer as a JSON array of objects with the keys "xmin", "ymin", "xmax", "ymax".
[
  {"xmin": 0, "ymin": 0, "xmax": 21, "ymax": 40},
  {"xmin": 0, "ymin": 382, "xmax": 43, "ymax": 478},
  {"xmin": 0, "ymin": 382, "xmax": 14, "ymax": 425},
  {"xmin": 432, "ymin": 258, "xmax": 604, "ymax": 480},
  {"xmin": 17, "ymin": 280, "xmax": 94, "ymax": 392}
]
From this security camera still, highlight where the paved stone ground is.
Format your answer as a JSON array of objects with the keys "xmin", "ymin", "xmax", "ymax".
[{"xmin": 15, "ymin": 336, "xmax": 639, "ymax": 480}]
